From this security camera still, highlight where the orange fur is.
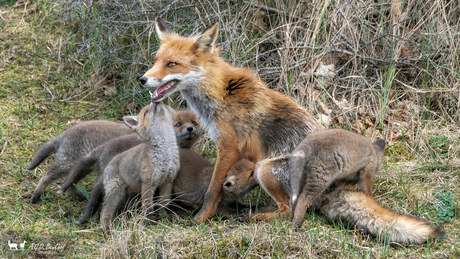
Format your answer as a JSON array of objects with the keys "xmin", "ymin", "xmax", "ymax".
[{"xmin": 140, "ymin": 17, "xmax": 323, "ymax": 223}]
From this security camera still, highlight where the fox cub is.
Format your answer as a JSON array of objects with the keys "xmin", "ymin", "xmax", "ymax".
[
  {"xmin": 57, "ymin": 110, "xmax": 201, "ymax": 195},
  {"xmin": 246, "ymin": 129, "xmax": 443, "ymax": 244},
  {"xmin": 289, "ymin": 129, "xmax": 385, "ymax": 229},
  {"xmin": 229, "ymin": 157, "xmax": 443, "ymax": 244},
  {"xmin": 27, "ymin": 120, "xmax": 132, "ymax": 203},
  {"xmin": 174, "ymin": 149, "xmax": 257, "ymax": 218},
  {"xmin": 99, "ymin": 102, "xmax": 179, "ymax": 230},
  {"xmin": 77, "ymin": 149, "xmax": 256, "ymax": 225}
]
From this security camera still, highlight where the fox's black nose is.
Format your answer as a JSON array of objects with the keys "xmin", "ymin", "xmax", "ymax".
[
  {"xmin": 186, "ymin": 127, "xmax": 194, "ymax": 132},
  {"xmin": 140, "ymin": 77, "xmax": 147, "ymax": 85}
]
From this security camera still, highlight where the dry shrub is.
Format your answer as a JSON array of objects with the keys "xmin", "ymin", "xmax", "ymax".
[{"xmin": 56, "ymin": 0, "xmax": 459, "ymax": 133}]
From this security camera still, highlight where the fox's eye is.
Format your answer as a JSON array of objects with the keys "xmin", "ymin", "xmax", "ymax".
[
  {"xmin": 175, "ymin": 122, "xmax": 182, "ymax": 127},
  {"xmin": 192, "ymin": 121, "xmax": 198, "ymax": 126},
  {"xmin": 144, "ymin": 111, "xmax": 148, "ymax": 117},
  {"xmin": 166, "ymin": 62, "xmax": 177, "ymax": 68}
]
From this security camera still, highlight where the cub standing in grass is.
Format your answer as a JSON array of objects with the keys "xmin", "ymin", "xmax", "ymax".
[
  {"xmin": 140, "ymin": 17, "xmax": 324, "ymax": 223},
  {"xmin": 289, "ymin": 129, "xmax": 385, "ymax": 229},
  {"xmin": 98, "ymin": 102, "xmax": 179, "ymax": 230},
  {"xmin": 27, "ymin": 120, "xmax": 132, "ymax": 203},
  {"xmin": 57, "ymin": 110, "xmax": 201, "ymax": 195}
]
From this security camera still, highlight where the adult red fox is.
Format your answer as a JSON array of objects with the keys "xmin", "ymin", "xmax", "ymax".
[{"xmin": 140, "ymin": 17, "xmax": 324, "ymax": 223}]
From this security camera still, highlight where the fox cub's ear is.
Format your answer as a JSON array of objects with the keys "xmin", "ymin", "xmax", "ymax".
[
  {"xmin": 155, "ymin": 17, "xmax": 174, "ymax": 41},
  {"xmin": 372, "ymin": 139, "xmax": 386, "ymax": 152},
  {"xmin": 196, "ymin": 23, "xmax": 219, "ymax": 53},
  {"xmin": 123, "ymin": 116, "xmax": 139, "ymax": 130}
]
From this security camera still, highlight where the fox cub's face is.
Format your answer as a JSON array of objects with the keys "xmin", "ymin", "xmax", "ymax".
[
  {"xmin": 222, "ymin": 159, "xmax": 258, "ymax": 199},
  {"xmin": 173, "ymin": 110, "xmax": 202, "ymax": 149},
  {"xmin": 123, "ymin": 102, "xmax": 175, "ymax": 142},
  {"xmin": 140, "ymin": 17, "xmax": 219, "ymax": 102}
]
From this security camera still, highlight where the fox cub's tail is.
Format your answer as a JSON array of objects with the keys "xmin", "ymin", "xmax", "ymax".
[
  {"xmin": 27, "ymin": 133, "xmax": 65, "ymax": 170},
  {"xmin": 321, "ymin": 186, "xmax": 444, "ymax": 245}
]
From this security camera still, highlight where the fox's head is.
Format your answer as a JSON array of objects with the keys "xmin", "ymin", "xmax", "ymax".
[
  {"xmin": 123, "ymin": 102, "xmax": 175, "ymax": 142},
  {"xmin": 222, "ymin": 159, "xmax": 258, "ymax": 200},
  {"xmin": 140, "ymin": 17, "xmax": 219, "ymax": 102}
]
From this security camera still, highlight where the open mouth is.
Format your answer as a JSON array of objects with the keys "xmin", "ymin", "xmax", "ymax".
[{"xmin": 151, "ymin": 79, "xmax": 180, "ymax": 101}]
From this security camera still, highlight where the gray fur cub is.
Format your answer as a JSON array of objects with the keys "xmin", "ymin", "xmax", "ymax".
[
  {"xmin": 57, "ymin": 110, "xmax": 201, "ymax": 195},
  {"xmin": 99, "ymin": 102, "xmax": 179, "ymax": 230},
  {"xmin": 289, "ymin": 129, "xmax": 385, "ymax": 229},
  {"xmin": 27, "ymin": 120, "xmax": 132, "ymax": 203}
]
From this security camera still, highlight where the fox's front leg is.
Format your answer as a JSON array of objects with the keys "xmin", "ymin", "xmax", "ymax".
[
  {"xmin": 248, "ymin": 165, "xmax": 291, "ymax": 221},
  {"xmin": 157, "ymin": 182, "xmax": 173, "ymax": 217},
  {"xmin": 194, "ymin": 139, "xmax": 241, "ymax": 223},
  {"xmin": 141, "ymin": 176, "xmax": 158, "ymax": 222}
]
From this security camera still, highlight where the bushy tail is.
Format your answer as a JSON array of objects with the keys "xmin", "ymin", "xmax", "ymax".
[
  {"xmin": 321, "ymin": 186, "xmax": 444, "ymax": 245},
  {"xmin": 289, "ymin": 148, "xmax": 309, "ymax": 215},
  {"xmin": 27, "ymin": 133, "xmax": 65, "ymax": 170}
]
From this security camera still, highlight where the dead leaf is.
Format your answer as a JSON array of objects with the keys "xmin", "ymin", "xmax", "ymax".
[
  {"xmin": 250, "ymin": 10, "xmax": 268, "ymax": 34},
  {"xmin": 318, "ymin": 114, "xmax": 331, "ymax": 127},
  {"xmin": 298, "ymin": 86, "xmax": 307, "ymax": 99},
  {"xmin": 339, "ymin": 98, "xmax": 351, "ymax": 110},
  {"xmin": 34, "ymin": 104, "xmax": 48, "ymax": 112},
  {"xmin": 66, "ymin": 119, "xmax": 81, "ymax": 126},
  {"xmin": 86, "ymin": 74, "xmax": 106, "ymax": 88},
  {"xmin": 318, "ymin": 101, "xmax": 332, "ymax": 115},
  {"xmin": 338, "ymin": 53, "xmax": 353, "ymax": 61},
  {"xmin": 401, "ymin": 47, "xmax": 412, "ymax": 58},
  {"xmin": 103, "ymin": 85, "xmax": 116, "ymax": 96},
  {"xmin": 313, "ymin": 62, "xmax": 336, "ymax": 78},
  {"xmin": 364, "ymin": 114, "xmax": 374, "ymax": 126},
  {"xmin": 352, "ymin": 119, "xmax": 364, "ymax": 133},
  {"xmin": 337, "ymin": 116, "xmax": 345, "ymax": 125},
  {"xmin": 389, "ymin": 88, "xmax": 396, "ymax": 99}
]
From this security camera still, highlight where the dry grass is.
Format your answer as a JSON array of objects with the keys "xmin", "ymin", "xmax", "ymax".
[{"xmin": 0, "ymin": 0, "xmax": 459, "ymax": 258}]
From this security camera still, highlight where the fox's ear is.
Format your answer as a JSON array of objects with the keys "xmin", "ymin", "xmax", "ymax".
[
  {"xmin": 196, "ymin": 23, "xmax": 219, "ymax": 53},
  {"xmin": 372, "ymin": 139, "xmax": 386, "ymax": 152},
  {"xmin": 155, "ymin": 17, "xmax": 174, "ymax": 41},
  {"xmin": 123, "ymin": 116, "xmax": 139, "ymax": 129}
]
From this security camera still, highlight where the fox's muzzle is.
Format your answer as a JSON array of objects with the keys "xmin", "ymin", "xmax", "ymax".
[{"xmin": 140, "ymin": 77, "xmax": 148, "ymax": 85}]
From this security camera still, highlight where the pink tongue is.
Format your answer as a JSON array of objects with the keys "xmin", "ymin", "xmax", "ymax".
[{"xmin": 151, "ymin": 81, "xmax": 172, "ymax": 98}]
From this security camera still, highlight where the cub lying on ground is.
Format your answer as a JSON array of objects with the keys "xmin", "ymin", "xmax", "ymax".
[
  {"xmin": 57, "ymin": 110, "xmax": 201, "ymax": 195},
  {"xmin": 27, "ymin": 120, "xmax": 132, "ymax": 203}
]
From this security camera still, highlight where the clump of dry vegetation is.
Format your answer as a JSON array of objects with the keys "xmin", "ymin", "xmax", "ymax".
[{"xmin": 1, "ymin": 0, "xmax": 459, "ymax": 258}]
